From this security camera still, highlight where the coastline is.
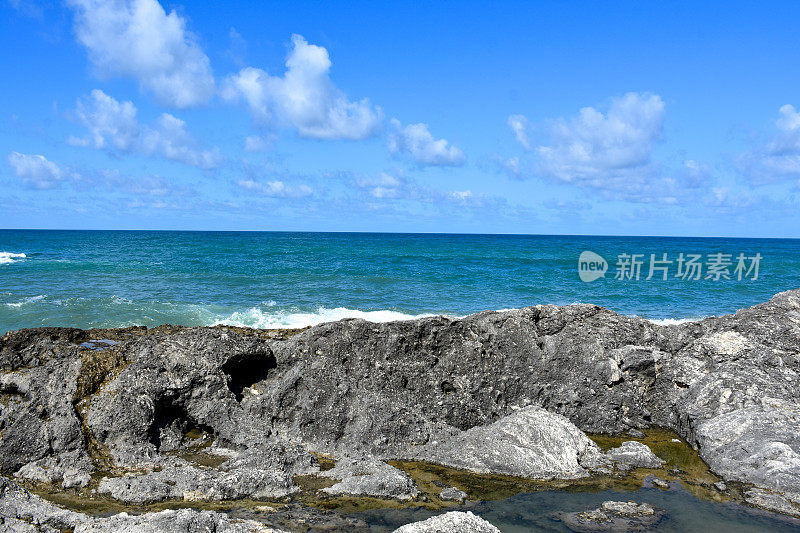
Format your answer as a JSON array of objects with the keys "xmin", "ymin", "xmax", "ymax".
[{"xmin": 1, "ymin": 290, "xmax": 800, "ymax": 531}]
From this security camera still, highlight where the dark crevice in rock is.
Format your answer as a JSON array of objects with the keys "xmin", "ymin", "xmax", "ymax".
[
  {"xmin": 221, "ymin": 350, "xmax": 276, "ymax": 401},
  {"xmin": 148, "ymin": 396, "xmax": 213, "ymax": 453}
]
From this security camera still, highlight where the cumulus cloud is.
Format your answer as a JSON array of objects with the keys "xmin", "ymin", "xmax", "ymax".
[
  {"xmin": 223, "ymin": 34, "xmax": 382, "ymax": 140},
  {"xmin": 70, "ymin": 89, "xmax": 221, "ymax": 168},
  {"xmin": 388, "ymin": 119, "xmax": 465, "ymax": 167},
  {"xmin": 7, "ymin": 152, "xmax": 64, "ymax": 189},
  {"xmin": 354, "ymin": 172, "xmax": 410, "ymax": 199},
  {"xmin": 535, "ymin": 92, "xmax": 665, "ymax": 186},
  {"xmin": 496, "ymin": 93, "xmax": 710, "ymax": 203},
  {"xmin": 237, "ymin": 179, "xmax": 312, "ymax": 198},
  {"xmin": 738, "ymin": 104, "xmax": 800, "ymax": 185},
  {"xmin": 67, "ymin": 0, "xmax": 215, "ymax": 108},
  {"xmin": 507, "ymin": 114, "xmax": 531, "ymax": 149}
]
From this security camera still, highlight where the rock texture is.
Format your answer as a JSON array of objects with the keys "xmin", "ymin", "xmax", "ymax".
[
  {"xmin": 410, "ymin": 406, "xmax": 603, "ymax": 479},
  {"xmin": 0, "ymin": 475, "xmax": 283, "ymax": 533},
  {"xmin": 318, "ymin": 456, "xmax": 419, "ymax": 500},
  {"xmin": 603, "ymin": 441, "xmax": 664, "ymax": 471},
  {"xmin": 392, "ymin": 511, "xmax": 500, "ymax": 533},
  {"xmin": 1, "ymin": 289, "xmax": 800, "ymax": 518},
  {"xmin": 556, "ymin": 500, "xmax": 664, "ymax": 532}
]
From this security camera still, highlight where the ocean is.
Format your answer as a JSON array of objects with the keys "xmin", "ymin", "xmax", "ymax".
[{"xmin": 1, "ymin": 229, "xmax": 799, "ymax": 333}]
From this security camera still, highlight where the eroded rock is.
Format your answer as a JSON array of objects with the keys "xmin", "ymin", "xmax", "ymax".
[
  {"xmin": 318, "ymin": 456, "xmax": 420, "ymax": 500},
  {"xmin": 556, "ymin": 500, "xmax": 664, "ymax": 532},
  {"xmin": 411, "ymin": 406, "xmax": 603, "ymax": 479},
  {"xmin": 393, "ymin": 510, "xmax": 500, "ymax": 532}
]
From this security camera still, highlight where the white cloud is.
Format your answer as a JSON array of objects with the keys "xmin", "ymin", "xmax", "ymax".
[
  {"xmin": 7, "ymin": 152, "xmax": 64, "ymax": 189},
  {"xmin": 67, "ymin": 0, "xmax": 215, "ymax": 108},
  {"xmin": 388, "ymin": 119, "xmax": 465, "ymax": 166},
  {"xmin": 355, "ymin": 172, "xmax": 407, "ymax": 199},
  {"xmin": 70, "ymin": 89, "xmax": 139, "ymax": 150},
  {"xmin": 237, "ymin": 179, "xmax": 312, "ymax": 198},
  {"xmin": 738, "ymin": 104, "xmax": 800, "ymax": 185},
  {"xmin": 223, "ymin": 34, "xmax": 382, "ymax": 140},
  {"xmin": 449, "ymin": 190, "xmax": 473, "ymax": 201},
  {"xmin": 71, "ymin": 90, "xmax": 221, "ymax": 168},
  {"xmin": 535, "ymin": 92, "xmax": 665, "ymax": 186},
  {"xmin": 507, "ymin": 114, "xmax": 531, "ymax": 149},
  {"xmin": 244, "ymin": 135, "xmax": 275, "ymax": 153},
  {"xmin": 95, "ymin": 169, "xmax": 195, "ymax": 197},
  {"xmin": 497, "ymin": 156, "xmax": 522, "ymax": 179},
  {"xmin": 501, "ymin": 93, "xmax": 709, "ymax": 203}
]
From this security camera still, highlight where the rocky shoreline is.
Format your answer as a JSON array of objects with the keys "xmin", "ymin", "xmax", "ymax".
[{"xmin": 1, "ymin": 289, "xmax": 800, "ymax": 531}]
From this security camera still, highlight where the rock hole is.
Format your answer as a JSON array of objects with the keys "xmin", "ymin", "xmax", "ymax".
[
  {"xmin": 148, "ymin": 396, "xmax": 213, "ymax": 452},
  {"xmin": 222, "ymin": 350, "xmax": 277, "ymax": 401},
  {"xmin": 441, "ymin": 381, "xmax": 456, "ymax": 394}
]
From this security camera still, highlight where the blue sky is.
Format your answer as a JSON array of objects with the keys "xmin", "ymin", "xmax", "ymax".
[{"xmin": 2, "ymin": 0, "xmax": 799, "ymax": 236}]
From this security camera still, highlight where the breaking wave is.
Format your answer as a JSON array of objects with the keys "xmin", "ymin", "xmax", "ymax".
[
  {"xmin": 0, "ymin": 252, "xmax": 26, "ymax": 265},
  {"xmin": 212, "ymin": 306, "xmax": 441, "ymax": 329}
]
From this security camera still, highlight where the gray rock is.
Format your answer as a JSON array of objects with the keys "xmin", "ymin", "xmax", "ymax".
[
  {"xmin": 319, "ymin": 456, "xmax": 419, "ymax": 500},
  {"xmin": 648, "ymin": 476, "xmax": 670, "ymax": 489},
  {"xmin": 1, "ymin": 290, "xmax": 800, "ymax": 516},
  {"xmin": 73, "ymin": 509, "xmax": 287, "ymax": 533},
  {"xmin": 556, "ymin": 500, "xmax": 664, "ymax": 532},
  {"xmin": 97, "ymin": 461, "xmax": 297, "ymax": 504},
  {"xmin": 744, "ymin": 488, "xmax": 800, "ymax": 518},
  {"xmin": 227, "ymin": 503, "xmax": 369, "ymax": 532},
  {"xmin": 393, "ymin": 511, "xmax": 500, "ymax": 532},
  {"xmin": 604, "ymin": 441, "xmax": 664, "ymax": 471},
  {"xmin": 0, "ymin": 474, "xmax": 288, "ymax": 532},
  {"xmin": 0, "ymin": 475, "xmax": 84, "ymax": 531},
  {"xmin": 412, "ymin": 406, "xmax": 603, "ymax": 479},
  {"xmin": 439, "ymin": 486, "xmax": 467, "ymax": 501},
  {"xmin": 713, "ymin": 481, "xmax": 727, "ymax": 491},
  {"xmin": 694, "ymin": 400, "xmax": 800, "ymax": 494}
]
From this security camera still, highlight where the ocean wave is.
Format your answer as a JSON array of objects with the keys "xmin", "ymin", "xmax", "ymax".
[
  {"xmin": 6, "ymin": 295, "xmax": 45, "ymax": 308},
  {"xmin": 0, "ymin": 252, "xmax": 26, "ymax": 265},
  {"xmin": 212, "ymin": 306, "xmax": 440, "ymax": 329}
]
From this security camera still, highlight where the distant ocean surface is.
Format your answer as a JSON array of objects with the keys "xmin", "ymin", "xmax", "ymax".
[{"xmin": 1, "ymin": 230, "xmax": 799, "ymax": 333}]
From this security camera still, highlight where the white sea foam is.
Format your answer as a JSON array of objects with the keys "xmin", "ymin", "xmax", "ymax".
[
  {"xmin": 213, "ymin": 306, "xmax": 441, "ymax": 329},
  {"xmin": 0, "ymin": 252, "xmax": 26, "ymax": 265},
  {"xmin": 6, "ymin": 295, "xmax": 45, "ymax": 308},
  {"xmin": 646, "ymin": 317, "xmax": 704, "ymax": 326}
]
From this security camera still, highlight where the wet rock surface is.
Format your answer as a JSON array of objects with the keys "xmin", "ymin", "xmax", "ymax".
[
  {"xmin": 603, "ymin": 441, "xmax": 665, "ymax": 472},
  {"xmin": 555, "ymin": 500, "xmax": 664, "ymax": 532},
  {"xmin": 0, "ymin": 474, "xmax": 286, "ymax": 532},
  {"xmin": 438, "ymin": 486, "xmax": 467, "ymax": 502},
  {"xmin": 0, "ymin": 290, "xmax": 799, "ymax": 524},
  {"xmin": 318, "ymin": 456, "xmax": 420, "ymax": 500}
]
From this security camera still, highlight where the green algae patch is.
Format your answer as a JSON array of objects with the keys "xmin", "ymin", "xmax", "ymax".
[
  {"xmin": 293, "ymin": 473, "xmax": 336, "ymax": 492},
  {"xmin": 32, "ymin": 483, "xmax": 290, "ymax": 518},
  {"xmin": 18, "ymin": 427, "xmax": 735, "ymax": 520},
  {"xmin": 311, "ymin": 452, "xmax": 336, "ymax": 472},
  {"xmin": 588, "ymin": 428, "xmax": 728, "ymax": 502},
  {"xmin": 74, "ymin": 348, "xmax": 129, "ymax": 402},
  {"xmin": 179, "ymin": 451, "xmax": 228, "ymax": 469}
]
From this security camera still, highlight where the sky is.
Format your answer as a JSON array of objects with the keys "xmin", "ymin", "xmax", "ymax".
[{"xmin": 1, "ymin": 0, "xmax": 799, "ymax": 237}]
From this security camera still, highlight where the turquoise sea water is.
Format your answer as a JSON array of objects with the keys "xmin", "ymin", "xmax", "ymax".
[
  {"xmin": 358, "ymin": 485, "xmax": 800, "ymax": 531},
  {"xmin": 2, "ymin": 230, "xmax": 800, "ymax": 333}
]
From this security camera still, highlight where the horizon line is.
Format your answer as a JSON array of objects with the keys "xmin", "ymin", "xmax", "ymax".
[{"xmin": 1, "ymin": 227, "xmax": 799, "ymax": 241}]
